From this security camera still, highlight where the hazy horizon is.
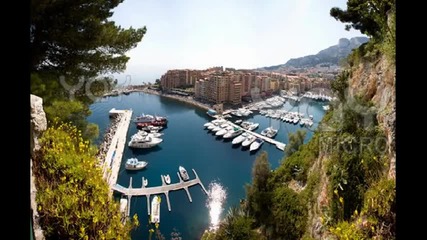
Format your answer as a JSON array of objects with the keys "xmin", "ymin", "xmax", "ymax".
[{"xmin": 109, "ymin": 0, "xmax": 365, "ymax": 85}]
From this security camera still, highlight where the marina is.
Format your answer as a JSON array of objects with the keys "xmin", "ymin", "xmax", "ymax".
[{"xmin": 88, "ymin": 92, "xmax": 325, "ymax": 239}]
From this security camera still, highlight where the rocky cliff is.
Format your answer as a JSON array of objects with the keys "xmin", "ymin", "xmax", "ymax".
[
  {"xmin": 348, "ymin": 54, "xmax": 396, "ymax": 179},
  {"xmin": 30, "ymin": 94, "xmax": 47, "ymax": 240}
]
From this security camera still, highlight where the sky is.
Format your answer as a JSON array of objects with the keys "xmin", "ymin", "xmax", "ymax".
[{"xmin": 109, "ymin": 0, "xmax": 364, "ymax": 84}]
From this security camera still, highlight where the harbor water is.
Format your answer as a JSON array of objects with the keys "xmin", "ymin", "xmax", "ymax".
[{"xmin": 87, "ymin": 92, "xmax": 327, "ymax": 239}]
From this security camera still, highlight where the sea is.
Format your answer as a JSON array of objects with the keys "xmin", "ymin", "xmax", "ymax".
[{"xmin": 87, "ymin": 92, "xmax": 327, "ymax": 240}]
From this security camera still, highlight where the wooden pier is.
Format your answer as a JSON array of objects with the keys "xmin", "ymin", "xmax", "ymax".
[{"xmin": 112, "ymin": 169, "xmax": 208, "ymax": 215}]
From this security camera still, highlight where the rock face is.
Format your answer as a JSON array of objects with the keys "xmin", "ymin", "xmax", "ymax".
[
  {"xmin": 30, "ymin": 94, "xmax": 47, "ymax": 157},
  {"xmin": 347, "ymin": 55, "xmax": 396, "ymax": 179},
  {"xmin": 30, "ymin": 94, "xmax": 47, "ymax": 240}
]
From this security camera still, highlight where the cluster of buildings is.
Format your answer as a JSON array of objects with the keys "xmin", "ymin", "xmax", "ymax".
[{"xmin": 159, "ymin": 66, "xmax": 333, "ymax": 106}]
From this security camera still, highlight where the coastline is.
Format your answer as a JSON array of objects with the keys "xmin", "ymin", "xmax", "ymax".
[{"xmin": 130, "ymin": 88, "xmax": 212, "ymax": 111}]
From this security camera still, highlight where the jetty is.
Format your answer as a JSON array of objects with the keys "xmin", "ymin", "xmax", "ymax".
[
  {"xmin": 210, "ymin": 116, "xmax": 286, "ymax": 151},
  {"xmin": 112, "ymin": 169, "xmax": 208, "ymax": 215},
  {"xmin": 101, "ymin": 108, "xmax": 133, "ymax": 195}
]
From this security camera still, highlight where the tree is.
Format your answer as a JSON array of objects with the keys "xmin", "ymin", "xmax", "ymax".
[
  {"xmin": 245, "ymin": 152, "xmax": 272, "ymax": 229},
  {"xmin": 285, "ymin": 130, "xmax": 306, "ymax": 156},
  {"xmin": 271, "ymin": 186, "xmax": 307, "ymax": 239},
  {"xmin": 31, "ymin": 0, "xmax": 146, "ymax": 78},
  {"xmin": 330, "ymin": 0, "xmax": 395, "ymax": 40}
]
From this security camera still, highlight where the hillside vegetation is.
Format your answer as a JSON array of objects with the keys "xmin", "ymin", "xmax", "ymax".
[{"xmin": 203, "ymin": 0, "xmax": 395, "ymax": 239}]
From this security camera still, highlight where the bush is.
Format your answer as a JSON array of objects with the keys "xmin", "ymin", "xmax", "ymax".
[{"xmin": 34, "ymin": 121, "xmax": 138, "ymax": 239}]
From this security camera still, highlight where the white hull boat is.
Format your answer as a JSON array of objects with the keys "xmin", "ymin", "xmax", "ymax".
[
  {"xmin": 242, "ymin": 134, "xmax": 256, "ymax": 147},
  {"xmin": 232, "ymin": 132, "xmax": 248, "ymax": 145},
  {"xmin": 250, "ymin": 138, "xmax": 264, "ymax": 151},
  {"xmin": 125, "ymin": 158, "xmax": 148, "ymax": 170},
  {"xmin": 163, "ymin": 174, "xmax": 171, "ymax": 184},
  {"xmin": 223, "ymin": 128, "xmax": 243, "ymax": 139},
  {"xmin": 179, "ymin": 166, "xmax": 190, "ymax": 181},
  {"xmin": 128, "ymin": 135, "xmax": 163, "ymax": 148},
  {"xmin": 150, "ymin": 195, "xmax": 161, "ymax": 223}
]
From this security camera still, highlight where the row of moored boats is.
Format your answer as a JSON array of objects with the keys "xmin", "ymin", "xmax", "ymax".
[
  {"xmin": 259, "ymin": 109, "xmax": 314, "ymax": 127},
  {"xmin": 204, "ymin": 119, "xmax": 267, "ymax": 152}
]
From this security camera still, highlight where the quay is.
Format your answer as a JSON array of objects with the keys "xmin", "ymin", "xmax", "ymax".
[
  {"xmin": 112, "ymin": 169, "xmax": 208, "ymax": 215},
  {"xmin": 100, "ymin": 108, "xmax": 133, "ymax": 195}
]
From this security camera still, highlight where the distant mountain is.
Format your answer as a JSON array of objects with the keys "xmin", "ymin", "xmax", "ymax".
[{"xmin": 260, "ymin": 37, "xmax": 369, "ymax": 70}]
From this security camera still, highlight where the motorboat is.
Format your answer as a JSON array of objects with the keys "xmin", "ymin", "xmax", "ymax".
[
  {"xmin": 128, "ymin": 135, "xmax": 163, "ymax": 148},
  {"xmin": 125, "ymin": 158, "xmax": 148, "ymax": 170},
  {"xmin": 134, "ymin": 113, "xmax": 167, "ymax": 124},
  {"xmin": 261, "ymin": 127, "xmax": 278, "ymax": 138},
  {"xmin": 250, "ymin": 138, "xmax": 264, "ymax": 151},
  {"xmin": 223, "ymin": 128, "xmax": 244, "ymax": 139},
  {"xmin": 179, "ymin": 166, "xmax": 190, "ymax": 181},
  {"xmin": 246, "ymin": 123, "xmax": 259, "ymax": 131},
  {"xmin": 163, "ymin": 174, "xmax": 171, "ymax": 184},
  {"xmin": 143, "ymin": 177, "xmax": 148, "ymax": 187},
  {"xmin": 232, "ymin": 132, "xmax": 248, "ymax": 145},
  {"xmin": 242, "ymin": 134, "xmax": 256, "ymax": 147},
  {"xmin": 135, "ymin": 130, "xmax": 163, "ymax": 138},
  {"xmin": 150, "ymin": 195, "xmax": 161, "ymax": 223},
  {"xmin": 215, "ymin": 125, "xmax": 233, "ymax": 136}
]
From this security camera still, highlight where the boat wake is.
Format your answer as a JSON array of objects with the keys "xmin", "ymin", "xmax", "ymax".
[{"xmin": 206, "ymin": 181, "xmax": 227, "ymax": 231}]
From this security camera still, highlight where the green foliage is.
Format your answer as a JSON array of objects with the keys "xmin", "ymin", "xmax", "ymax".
[
  {"xmin": 274, "ymin": 133, "xmax": 319, "ymax": 185},
  {"xmin": 285, "ymin": 129, "xmax": 307, "ymax": 157},
  {"xmin": 331, "ymin": 70, "xmax": 349, "ymax": 102},
  {"xmin": 31, "ymin": 0, "xmax": 146, "ymax": 78},
  {"xmin": 43, "ymin": 100, "xmax": 101, "ymax": 141},
  {"xmin": 324, "ymin": 97, "xmax": 386, "ymax": 222},
  {"xmin": 214, "ymin": 207, "xmax": 259, "ymax": 240},
  {"xmin": 363, "ymin": 178, "xmax": 395, "ymax": 226},
  {"xmin": 329, "ymin": 178, "xmax": 395, "ymax": 239},
  {"xmin": 270, "ymin": 186, "xmax": 307, "ymax": 239},
  {"xmin": 379, "ymin": 9, "xmax": 395, "ymax": 64},
  {"xmin": 201, "ymin": 206, "xmax": 263, "ymax": 240},
  {"xmin": 245, "ymin": 152, "xmax": 272, "ymax": 225},
  {"xmin": 34, "ymin": 122, "xmax": 138, "ymax": 239},
  {"xmin": 330, "ymin": 220, "xmax": 365, "ymax": 240},
  {"xmin": 330, "ymin": 0, "xmax": 395, "ymax": 40}
]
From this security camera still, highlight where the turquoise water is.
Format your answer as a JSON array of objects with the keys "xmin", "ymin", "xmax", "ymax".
[{"xmin": 87, "ymin": 92, "xmax": 326, "ymax": 239}]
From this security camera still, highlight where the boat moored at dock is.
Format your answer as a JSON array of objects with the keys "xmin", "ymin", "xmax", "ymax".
[{"xmin": 150, "ymin": 195, "xmax": 161, "ymax": 223}]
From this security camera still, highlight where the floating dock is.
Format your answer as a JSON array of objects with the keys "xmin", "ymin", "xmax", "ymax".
[{"xmin": 112, "ymin": 169, "xmax": 208, "ymax": 215}]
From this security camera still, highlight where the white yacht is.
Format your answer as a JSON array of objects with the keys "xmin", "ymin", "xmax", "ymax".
[
  {"xmin": 242, "ymin": 134, "xmax": 256, "ymax": 147},
  {"xmin": 246, "ymin": 123, "xmax": 259, "ymax": 131},
  {"xmin": 250, "ymin": 138, "xmax": 264, "ymax": 151},
  {"xmin": 163, "ymin": 174, "xmax": 171, "ymax": 184},
  {"xmin": 232, "ymin": 132, "xmax": 248, "ymax": 145},
  {"xmin": 125, "ymin": 158, "xmax": 148, "ymax": 170},
  {"xmin": 179, "ymin": 166, "xmax": 190, "ymax": 181},
  {"xmin": 216, "ymin": 125, "xmax": 233, "ymax": 136},
  {"xmin": 128, "ymin": 135, "xmax": 163, "ymax": 148},
  {"xmin": 223, "ymin": 128, "xmax": 244, "ymax": 139},
  {"xmin": 266, "ymin": 127, "xmax": 278, "ymax": 138},
  {"xmin": 150, "ymin": 195, "xmax": 161, "ymax": 223}
]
